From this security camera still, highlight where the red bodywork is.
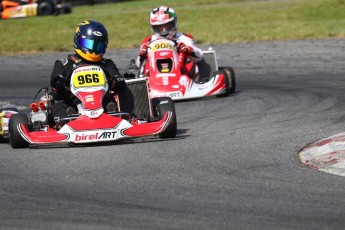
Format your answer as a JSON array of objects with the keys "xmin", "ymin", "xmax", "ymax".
[
  {"xmin": 142, "ymin": 39, "xmax": 228, "ymax": 100},
  {"xmin": 16, "ymin": 65, "xmax": 174, "ymax": 145}
]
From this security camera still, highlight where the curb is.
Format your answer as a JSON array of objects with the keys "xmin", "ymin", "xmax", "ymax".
[{"xmin": 299, "ymin": 132, "xmax": 345, "ymax": 176}]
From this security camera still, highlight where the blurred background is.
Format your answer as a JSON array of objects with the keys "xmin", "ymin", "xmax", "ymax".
[
  {"xmin": 66, "ymin": 0, "xmax": 125, "ymax": 5},
  {"xmin": 1, "ymin": 0, "xmax": 344, "ymax": 56}
]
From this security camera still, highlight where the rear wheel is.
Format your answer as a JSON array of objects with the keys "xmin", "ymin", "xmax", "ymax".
[
  {"xmin": 219, "ymin": 66, "xmax": 236, "ymax": 93},
  {"xmin": 151, "ymin": 97, "xmax": 177, "ymax": 138},
  {"xmin": 9, "ymin": 114, "xmax": 29, "ymax": 149},
  {"xmin": 37, "ymin": 2, "xmax": 54, "ymax": 16},
  {"xmin": 60, "ymin": 3, "xmax": 72, "ymax": 14}
]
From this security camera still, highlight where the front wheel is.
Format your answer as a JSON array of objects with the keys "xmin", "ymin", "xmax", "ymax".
[
  {"xmin": 151, "ymin": 97, "xmax": 177, "ymax": 138},
  {"xmin": 9, "ymin": 114, "xmax": 29, "ymax": 149}
]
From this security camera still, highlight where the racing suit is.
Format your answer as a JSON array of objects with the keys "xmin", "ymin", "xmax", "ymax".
[
  {"xmin": 136, "ymin": 32, "xmax": 211, "ymax": 81},
  {"xmin": 50, "ymin": 54, "xmax": 134, "ymax": 124}
]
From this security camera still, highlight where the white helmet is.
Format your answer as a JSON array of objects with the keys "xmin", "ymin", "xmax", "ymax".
[{"xmin": 150, "ymin": 6, "xmax": 177, "ymax": 38}]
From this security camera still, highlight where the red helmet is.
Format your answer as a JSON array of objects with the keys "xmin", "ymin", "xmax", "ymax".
[{"xmin": 150, "ymin": 6, "xmax": 177, "ymax": 38}]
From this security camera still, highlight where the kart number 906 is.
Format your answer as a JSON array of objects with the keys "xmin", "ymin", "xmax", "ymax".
[{"xmin": 151, "ymin": 42, "xmax": 174, "ymax": 52}]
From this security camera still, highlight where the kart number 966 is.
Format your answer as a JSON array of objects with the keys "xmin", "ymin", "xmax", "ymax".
[
  {"xmin": 73, "ymin": 71, "xmax": 106, "ymax": 88},
  {"xmin": 78, "ymin": 74, "xmax": 100, "ymax": 85}
]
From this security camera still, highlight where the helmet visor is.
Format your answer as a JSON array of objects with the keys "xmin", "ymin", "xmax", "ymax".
[
  {"xmin": 79, "ymin": 38, "xmax": 106, "ymax": 54},
  {"xmin": 152, "ymin": 20, "xmax": 175, "ymax": 35}
]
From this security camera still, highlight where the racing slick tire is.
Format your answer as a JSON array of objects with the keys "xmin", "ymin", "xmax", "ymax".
[
  {"xmin": 37, "ymin": 2, "xmax": 54, "ymax": 16},
  {"xmin": 151, "ymin": 97, "xmax": 177, "ymax": 138},
  {"xmin": 60, "ymin": 3, "xmax": 72, "ymax": 14},
  {"xmin": 9, "ymin": 113, "xmax": 29, "ymax": 149},
  {"xmin": 0, "ymin": 108, "xmax": 18, "ymax": 143},
  {"xmin": 219, "ymin": 66, "xmax": 236, "ymax": 93}
]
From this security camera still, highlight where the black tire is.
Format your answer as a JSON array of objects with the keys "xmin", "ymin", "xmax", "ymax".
[
  {"xmin": 219, "ymin": 66, "xmax": 236, "ymax": 93},
  {"xmin": 38, "ymin": 2, "xmax": 54, "ymax": 16},
  {"xmin": 9, "ymin": 114, "xmax": 29, "ymax": 149},
  {"xmin": 151, "ymin": 97, "xmax": 177, "ymax": 138},
  {"xmin": 61, "ymin": 3, "xmax": 72, "ymax": 14}
]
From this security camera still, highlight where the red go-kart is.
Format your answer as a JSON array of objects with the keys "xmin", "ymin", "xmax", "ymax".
[
  {"xmin": 128, "ymin": 38, "xmax": 236, "ymax": 101},
  {"xmin": 8, "ymin": 65, "xmax": 177, "ymax": 148}
]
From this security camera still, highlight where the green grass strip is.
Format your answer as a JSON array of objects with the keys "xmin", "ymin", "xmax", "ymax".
[{"xmin": 1, "ymin": 0, "xmax": 344, "ymax": 55}]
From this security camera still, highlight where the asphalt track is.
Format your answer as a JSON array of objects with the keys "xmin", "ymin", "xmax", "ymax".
[{"xmin": 1, "ymin": 38, "xmax": 345, "ymax": 229}]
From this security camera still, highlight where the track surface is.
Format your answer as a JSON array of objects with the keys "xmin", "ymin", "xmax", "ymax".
[{"xmin": 1, "ymin": 39, "xmax": 345, "ymax": 229}]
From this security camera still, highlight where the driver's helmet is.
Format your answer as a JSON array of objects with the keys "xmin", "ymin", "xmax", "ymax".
[
  {"xmin": 150, "ymin": 6, "xmax": 177, "ymax": 39},
  {"xmin": 74, "ymin": 20, "xmax": 108, "ymax": 62}
]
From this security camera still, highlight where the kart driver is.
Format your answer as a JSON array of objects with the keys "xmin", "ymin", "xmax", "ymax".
[
  {"xmin": 50, "ymin": 20, "xmax": 133, "ymax": 124},
  {"xmin": 135, "ymin": 5, "xmax": 211, "ymax": 81}
]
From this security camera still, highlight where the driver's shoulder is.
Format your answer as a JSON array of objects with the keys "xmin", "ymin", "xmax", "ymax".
[
  {"xmin": 99, "ymin": 58, "xmax": 115, "ymax": 67},
  {"xmin": 142, "ymin": 35, "xmax": 152, "ymax": 44},
  {"xmin": 56, "ymin": 54, "xmax": 81, "ymax": 66},
  {"xmin": 175, "ymin": 32, "xmax": 194, "ymax": 40}
]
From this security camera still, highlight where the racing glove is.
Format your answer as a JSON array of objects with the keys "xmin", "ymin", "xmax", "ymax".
[
  {"xmin": 177, "ymin": 42, "xmax": 193, "ymax": 56},
  {"xmin": 139, "ymin": 42, "xmax": 149, "ymax": 58},
  {"xmin": 52, "ymin": 75, "xmax": 65, "ymax": 91}
]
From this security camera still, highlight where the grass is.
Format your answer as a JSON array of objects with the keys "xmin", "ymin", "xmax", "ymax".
[{"xmin": 1, "ymin": 0, "xmax": 345, "ymax": 55}]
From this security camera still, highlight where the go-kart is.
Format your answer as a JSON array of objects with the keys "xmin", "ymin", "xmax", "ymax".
[
  {"xmin": 0, "ymin": 108, "xmax": 18, "ymax": 142},
  {"xmin": 8, "ymin": 65, "xmax": 177, "ymax": 149},
  {"xmin": 1, "ymin": 0, "xmax": 72, "ymax": 19},
  {"xmin": 126, "ymin": 38, "xmax": 236, "ymax": 101}
]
